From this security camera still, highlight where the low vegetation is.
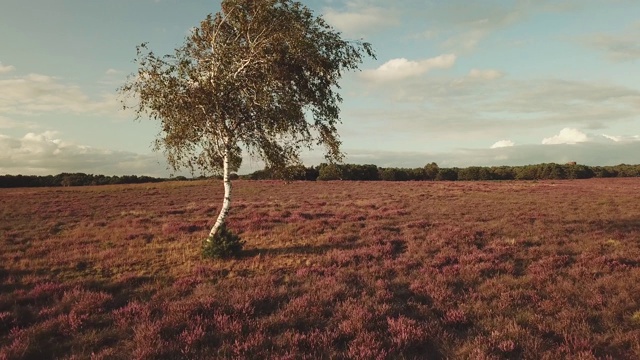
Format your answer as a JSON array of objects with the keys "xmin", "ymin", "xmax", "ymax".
[{"xmin": 1, "ymin": 179, "xmax": 639, "ymax": 358}]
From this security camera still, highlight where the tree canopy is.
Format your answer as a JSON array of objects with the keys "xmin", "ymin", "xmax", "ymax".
[
  {"xmin": 119, "ymin": 0, "xmax": 375, "ymax": 176},
  {"xmin": 119, "ymin": 0, "xmax": 375, "ymax": 254}
]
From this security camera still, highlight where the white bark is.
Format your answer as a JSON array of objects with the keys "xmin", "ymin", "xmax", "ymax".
[{"xmin": 208, "ymin": 149, "xmax": 232, "ymax": 239}]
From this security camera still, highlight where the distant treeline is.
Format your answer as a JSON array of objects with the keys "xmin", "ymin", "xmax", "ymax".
[
  {"xmin": 2, "ymin": 163, "xmax": 640, "ymax": 188},
  {"xmin": 0, "ymin": 173, "xmax": 167, "ymax": 188},
  {"xmin": 243, "ymin": 162, "xmax": 640, "ymax": 181}
]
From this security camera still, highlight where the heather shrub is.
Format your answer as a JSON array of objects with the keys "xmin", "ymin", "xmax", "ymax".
[
  {"xmin": 202, "ymin": 223, "xmax": 244, "ymax": 259},
  {"xmin": 3, "ymin": 179, "xmax": 640, "ymax": 358}
]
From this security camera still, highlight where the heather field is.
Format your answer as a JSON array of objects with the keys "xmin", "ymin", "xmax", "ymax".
[{"xmin": 1, "ymin": 179, "xmax": 640, "ymax": 359}]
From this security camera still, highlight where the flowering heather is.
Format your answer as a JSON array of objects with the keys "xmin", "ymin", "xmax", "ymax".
[{"xmin": 1, "ymin": 179, "xmax": 640, "ymax": 359}]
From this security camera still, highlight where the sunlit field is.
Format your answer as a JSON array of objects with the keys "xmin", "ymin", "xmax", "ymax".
[{"xmin": 1, "ymin": 179, "xmax": 639, "ymax": 359}]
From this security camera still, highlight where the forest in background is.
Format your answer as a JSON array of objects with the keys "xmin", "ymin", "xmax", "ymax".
[{"xmin": 2, "ymin": 162, "xmax": 640, "ymax": 188}]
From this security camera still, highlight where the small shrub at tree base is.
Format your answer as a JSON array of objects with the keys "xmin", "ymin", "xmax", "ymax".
[{"xmin": 202, "ymin": 224, "xmax": 244, "ymax": 259}]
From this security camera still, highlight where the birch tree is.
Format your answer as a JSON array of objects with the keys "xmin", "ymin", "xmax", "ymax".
[{"xmin": 119, "ymin": 0, "xmax": 375, "ymax": 248}]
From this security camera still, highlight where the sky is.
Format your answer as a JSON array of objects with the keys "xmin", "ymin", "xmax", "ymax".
[{"xmin": 1, "ymin": 0, "xmax": 640, "ymax": 176}]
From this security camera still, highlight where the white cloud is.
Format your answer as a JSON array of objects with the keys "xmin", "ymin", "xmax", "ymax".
[
  {"xmin": 0, "ymin": 131, "xmax": 263, "ymax": 177},
  {"xmin": 491, "ymin": 140, "xmax": 515, "ymax": 149},
  {"xmin": 602, "ymin": 134, "xmax": 640, "ymax": 142},
  {"xmin": 542, "ymin": 128, "xmax": 589, "ymax": 145},
  {"xmin": 468, "ymin": 68, "xmax": 504, "ymax": 80},
  {"xmin": 20, "ymin": 131, "xmax": 67, "ymax": 154},
  {"xmin": 361, "ymin": 54, "xmax": 456, "ymax": 82},
  {"xmin": 0, "ymin": 131, "xmax": 171, "ymax": 176},
  {"xmin": 0, "ymin": 73, "xmax": 119, "ymax": 116},
  {"xmin": 323, "ymin": 3, "xmax": 399, "ymax": 36},
  {"xmin": 602, "ymin": 134, "xmax": 621, "ymax": 142},
  {"xmin": 99, "ymin": 68, "xmax": 127, "ymax": 86},
  {"xmin": 0, "ymin": 62, "xmax": 15, "ymax": 74}
]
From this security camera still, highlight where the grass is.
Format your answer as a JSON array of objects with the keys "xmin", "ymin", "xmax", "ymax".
[{"xmin": 1, "ymin": 179, "xmax": 639, "ymax": 359}]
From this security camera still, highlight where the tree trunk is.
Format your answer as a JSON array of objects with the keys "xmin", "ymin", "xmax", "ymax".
[{"xmin": 208, "ymin": 150, "xmax": 232, "ymax": 240}]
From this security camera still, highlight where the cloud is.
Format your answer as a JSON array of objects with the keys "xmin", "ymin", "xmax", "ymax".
[
  {"xmin": 0, "ymin": 62, "xmax": 15, "ymax": 74},
  {"xmin": 323, "ymin": 2, "xmax": 399, "ymax": 36},
  {"xmin": 347, "ymin": 76, "xmax": 640, "ymax": 139},
  {"xmin": 602, "ymin": 134, "xmax": 640, "ymax": 142},
  {"xmin": 542, "ymin": 128, "xmax": 589, "ymax": 145},
  {"xmin": 341, "ymin": 140, "xmax": 640, "ymax": 169},
  {"xmin": 447, "ymin": 141, "xmax": 640, "ymax": 167},
  {"xmin": 361, "ymin": 54, "xmax": 456, "ymax": 82},
  {"xmin": 582, "ymin": 25, "xmax": 640, "ymax": 61},
  {"xmin": 0, "ymin": 73, "xmax": 119, "ymax": 116},
  {"xmin": 3, "ymin": 130, "xmax": 639, "ymax": 177},
  {"xmin": 491, "ymin": 140, "xmax": 515, "ymax": 149},
  {"xmin": 421, "ymin": 1, "xmax": 585, "ymax": 53},
  {"xmin": 468, "ymin": 68, "xmax": 504, "ymax": 80},
  {"xmin": 434, "ymin": 3, "xmax": 527, "ymax": 52},
  {"xmin": 0, "ymin": 131, "xmax": 273, "ymax": 177},
  {"xmin": 0, "ymin": 131, "xmax": 170, "ymax": 176},
  {"xmin": 99, "ymin": 68, "xmax": 127, "ymax": 86}
]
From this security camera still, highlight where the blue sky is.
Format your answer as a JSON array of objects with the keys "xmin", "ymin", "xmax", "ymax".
[{"xmin": 1, "ymin": 0, "xmax": 640, "ymax": 176}]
